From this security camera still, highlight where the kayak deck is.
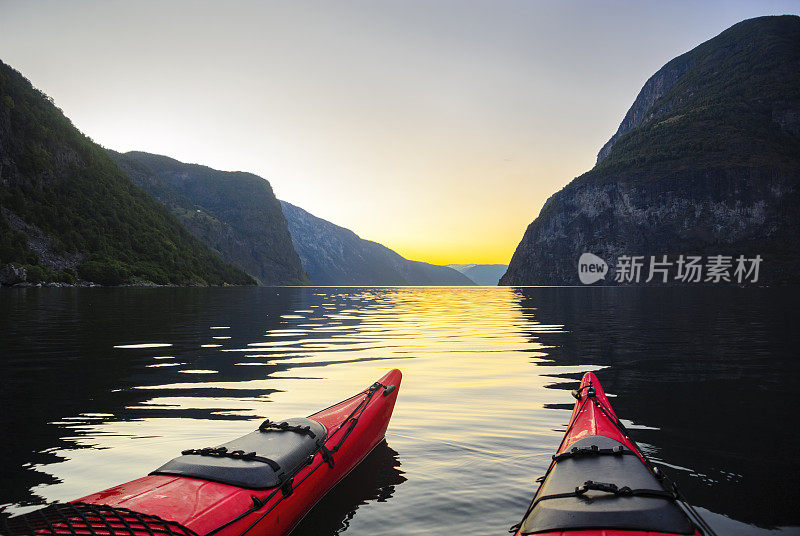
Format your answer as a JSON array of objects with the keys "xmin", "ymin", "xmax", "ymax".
[
  {"xmin": 512, "ymin": 372, "xmax": 702, "ymax": 536},
  {"xmin": 3, "ymin": 369, "xmax": 402, "ymax": 536}
]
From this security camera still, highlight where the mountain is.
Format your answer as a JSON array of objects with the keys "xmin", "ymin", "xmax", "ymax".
[
  {"xmin": 0, "ymin": 60, "xmax": 253, "ymax": 286},
  {"xmin": 501, "ymin": 16, "xmax": 800, "ymax": 286},
  {"xmin": 280, "ymin": 201, "xmax": 474, "ymax": 286},
  {"xmin": 447, "ymin": 264, "xmax": 508, "ymax": 286},
  {"xmin": 109, "ymin": 151, "xmax": 309, "ymax": 286}
]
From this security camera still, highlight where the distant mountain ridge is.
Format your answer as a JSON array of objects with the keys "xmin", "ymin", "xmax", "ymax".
[
  {"xmin": 447, "ymin": 264, "xmax": 508, "ymax": 286},
  {"xmin": 109, "ymin": 151, "xmax": 309, "ymax": 285},
  {"xmin": 280, "ymin": 200, "xmax": 474, "ymax": 286},
  {"xmin": 0, "ymin": 60, "xmax": 253, "ymax": 286},
  {"xmin": 501, "ymin": 15, "xmax": 800, "ymax": 285}
]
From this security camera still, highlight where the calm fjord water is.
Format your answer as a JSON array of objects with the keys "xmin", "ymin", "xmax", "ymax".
[{"xmin": 1, "ymin": 286, "xmax": 798, "ymax": 535}]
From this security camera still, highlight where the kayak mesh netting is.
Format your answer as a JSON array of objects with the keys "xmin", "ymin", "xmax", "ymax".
[{"xmin": 1, "ymin": 502, "xmax": 199, "ymax": 536}]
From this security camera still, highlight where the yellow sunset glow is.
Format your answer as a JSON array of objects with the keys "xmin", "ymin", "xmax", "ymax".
[{"xmin": 1, "ymin": 1, "xmax": 793, "ymax": 265}]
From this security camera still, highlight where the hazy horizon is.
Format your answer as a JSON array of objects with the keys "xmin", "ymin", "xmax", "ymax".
[{"xmin": 1, "ymin": 0, "xmax": 797, "ymax": 264}]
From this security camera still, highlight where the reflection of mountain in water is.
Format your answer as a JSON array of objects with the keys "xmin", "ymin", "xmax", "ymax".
[
  {"xmin": 3, "ymin": 286, "xmax": 794, "ymax": 535},
  {"xmin": 291, "ymin": 441, "xmax": 406, "ymax": 536},
  {"xmin": 0, "ymin": 288, "xmax": 304, "ymax": 512},
  {"xmin": 512, "ymin": 286, "xmax": 800, "ymax": 530}
]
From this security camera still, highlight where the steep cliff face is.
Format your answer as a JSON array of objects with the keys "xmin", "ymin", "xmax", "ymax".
[
  {"xmin": 0, "ymin": 60, "xmax": 253, "ymax": 286},
  {"xmin": 111, "ymin": 152, "xmax": 309, "ymax": 285},
  {"xmin": 281, "ymin": 201, "xmax": 474, "ymax": 286},
  {"xmin": 595, "ymin": 56, "xmax": 691, "ymax": 163},
  {"xmin": 501, "ymin": 16, "xmax": 800, "ymax": 285}
]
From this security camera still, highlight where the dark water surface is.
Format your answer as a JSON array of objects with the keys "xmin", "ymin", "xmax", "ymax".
[{"xmin": 1, "ymin": 287, "xmax": 798, "ymax": 535}]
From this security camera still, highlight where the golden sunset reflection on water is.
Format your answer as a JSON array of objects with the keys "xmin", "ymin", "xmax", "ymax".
[
  {"xmin": 5, "ymin": 286, "xmax": 791, "ymax": 535},
  {"xmin": 11, "ymin": 288, "xmax": 582, "ymax": 525}
]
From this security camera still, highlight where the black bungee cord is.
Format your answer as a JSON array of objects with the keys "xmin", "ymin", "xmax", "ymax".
[
  {"xmin": 203, "ymin": 382, "xmax": 387, "ymax": 536},
  {"xmin": 511, "ymin": 381, "xmax": 720, "ymax": 536},
  {"xmin": 589, "ymin": 388, "xmax": 720, "ymax": 536}
]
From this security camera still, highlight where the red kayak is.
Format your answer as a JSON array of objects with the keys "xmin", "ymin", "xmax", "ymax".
[
  {"xmin": 4, "ymin": 369, "xmax": 402, "ymax": 536},
  {"xmin": 510, "ymin": 372, "xmax": 715, "ymax": 536}
]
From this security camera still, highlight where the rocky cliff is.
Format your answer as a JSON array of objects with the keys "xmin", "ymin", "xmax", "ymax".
[
  {"xmin": 595, "ymin": 54, "xmax": 692, "ymax": 164},
  {"xmin": 0, "ymin": 60, "xmax": 253, "ymax": 286},
  {"xmin": 281, "ymin": 201, "xmax": 474, "ymax": 285},
  {"xmin": 110, "ymin": 152, "xmax": 309, "ymax": 285},
  {"xmin": 501, "ymin": 16, "xmax": 800, "ymax": 285}
]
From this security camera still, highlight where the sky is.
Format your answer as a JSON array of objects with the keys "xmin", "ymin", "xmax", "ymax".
[{"xmin": 1, "ymin": 1, "xmax": 797, "ymax": 264}]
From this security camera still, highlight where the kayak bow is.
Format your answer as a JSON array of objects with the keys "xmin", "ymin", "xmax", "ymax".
[
  {"xmin": 3, "ymin": 369, "xmax": 402, "ymax": 536},
  {"xmin": 510, "ymin": 372, "xmax": 713, "ymax": 536}
]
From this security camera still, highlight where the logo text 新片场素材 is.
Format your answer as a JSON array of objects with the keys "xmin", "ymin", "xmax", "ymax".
[{"xmin": 578, "ymin": 253, "xmax": 761, "ymax": 284}]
